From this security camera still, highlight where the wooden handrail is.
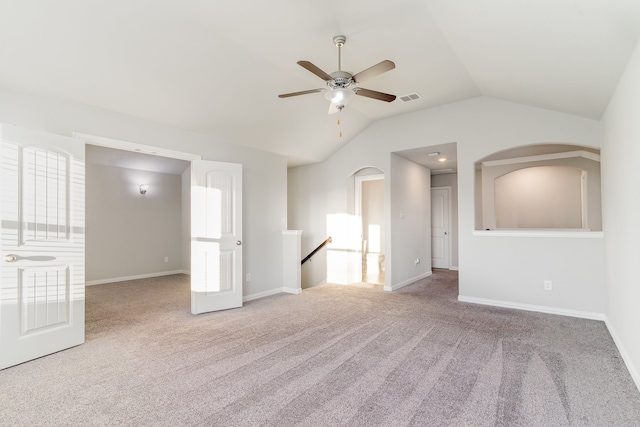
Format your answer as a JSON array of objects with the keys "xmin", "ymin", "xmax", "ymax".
[{"xmin": 301, "ymin": 236, "xmax": 332, "ymax": 265}]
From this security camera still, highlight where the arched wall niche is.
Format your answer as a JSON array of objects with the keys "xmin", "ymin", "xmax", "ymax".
[{"xmin": 474, "ymin": 143, "xmax": 602, "ymax": 231}]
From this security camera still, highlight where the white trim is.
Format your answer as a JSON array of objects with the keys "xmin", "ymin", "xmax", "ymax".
[
  {"xmin": 282, "ymin": 287, "xmax": 303, "ymax": 295},
  {"xmin": 73, "ymin": 132, "xmax": 202, "ymax": 161},
  {"xmin": 449, "ymin": 266, "xmax": 459, "ymax": 271},
  {"xmin": 604, "ymin": 315, "xmax": 640, "ymax": 393},
  {"xmin": 243, "ymin": 288, "xmax": 284, "ymax": 302},
  {"xmin": 473, "ymin": 230, "xmax": 603, "ymax": 238},
  {"xmin": 384, "ymin": 271, "xmax": 433, "ymax": 292},
  {"xmin": 458, "ymin": 295, "xmax": 605, "ymax": 320},
  {"xmin": 86, "ymin": 270, "xmax": 188, "ymax": 286},
  {"xmin": 581, "ymin": 170, "xmax": 588, "ymax": 228},
  {"xmin": 482, "ymin": 150, "xmax": 600, "ymax": 167}
]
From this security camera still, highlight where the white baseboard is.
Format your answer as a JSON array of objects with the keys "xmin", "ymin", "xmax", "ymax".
[
  {"xmin": 458, "ymin": 295, "xmax": 605, "ymax": 321},
  {"xmin": 384, "ymin": 271, "xmax": 433, "ymax": 292},
  {"xmin": 604, "ymin": 315, "xmax": 640, "ymax": 393},
  {"xmin": 86, "ymin": 270, "xmax": 189, "ymax": 286},
  {"xmin": 282, "ymin": 287, "xmax": 302, "ymax": 295},
  {"xmin": 243, "ymin": 288, "xmax": 285, "ymax": 302},
  {"xmin": 449, "ymin": 266, "xmax": 459, "ymax": 271}
]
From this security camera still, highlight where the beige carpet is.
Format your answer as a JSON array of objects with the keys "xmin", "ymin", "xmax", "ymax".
[{"xmin": 1, "ymin": 270, "xmax": 639, "ymax": 426}]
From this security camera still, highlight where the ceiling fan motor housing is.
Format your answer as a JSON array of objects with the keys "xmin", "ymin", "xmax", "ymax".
[{"xmin": 328, "ymin": 71, "xmax": 353, "ymax": 89}]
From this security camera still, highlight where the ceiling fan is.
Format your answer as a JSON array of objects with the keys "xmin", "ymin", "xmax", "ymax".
[{"xmin": 278, "ymin": 35, "xmax": 396, "ymax": 114}]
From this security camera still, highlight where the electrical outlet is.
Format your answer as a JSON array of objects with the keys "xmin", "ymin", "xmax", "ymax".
[
  {"xmin": 544, "ymin": 280, "xmax": 553, "ymax": 291},
  {"xmin": 164, "ymin": 256, "xmax": 169, "ymax": 263},
  {"xmin": 246, "ymin": 273, "xmax": 251, "ymax": 282}
]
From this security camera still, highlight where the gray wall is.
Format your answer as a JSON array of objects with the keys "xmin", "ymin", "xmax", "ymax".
[
  {"xmin": 362, "ymin": 179, "xmax": 384, "ymax": 254},
  {"xmin": 86, "ymin": 163, "xmax": 183, "ymax": 283},
  {"xmin": 181, "ymin": 167, "xmax": 191, "ymax": 273}
]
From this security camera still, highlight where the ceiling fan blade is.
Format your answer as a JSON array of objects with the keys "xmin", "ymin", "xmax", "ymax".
[
  {"xmin": 355, "ymin": 88, "xmax": 396, "ymax": 102},
  {"xmin": 278, "ymin": 88, "xmax": 324, "ymax": 98},
  {"xmin": 352, "ymin": 60, "xmax": 395, "ymax": 83},
  {"xmin": 297, "ymin": 61, "xmax": 333, "ymax": 81}
]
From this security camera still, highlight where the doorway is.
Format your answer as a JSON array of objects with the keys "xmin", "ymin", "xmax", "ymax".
[
  {"xmin": 85, "ymin": 144, "xmax": 191, "ymax": 284},
  {"xmin": 82, "ymin": 133, "xmax": 245, "ymax": 315},
  {"xmin": 355, "ymin": 173, "xmax": 385, "ymax": 284},
  {"xmin": 431, "ymin": 186, "xmax": 451, "ymax": 269}
]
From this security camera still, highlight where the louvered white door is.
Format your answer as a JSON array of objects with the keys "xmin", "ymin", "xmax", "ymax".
[
  {"xmin": 191, "ymin": 160, "xmax": 242, "ymax": 314},
  {"xmin": 0, "ymin": 124, "xmax": 85, "ymax": 369}
]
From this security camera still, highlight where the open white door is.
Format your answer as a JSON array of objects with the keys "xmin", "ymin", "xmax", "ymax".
[
  {"xmin": 191, "ymin": 160, "xmax": 242, "ymax": 314},
  {"xmin": 0, "ymin": 124, "xmax": 85, "ymax": 369}
]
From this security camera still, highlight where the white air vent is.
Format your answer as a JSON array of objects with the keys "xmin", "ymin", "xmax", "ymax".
[{"xmin": 399, "ymin": 92, "xmax": 422, "ymax": 103}]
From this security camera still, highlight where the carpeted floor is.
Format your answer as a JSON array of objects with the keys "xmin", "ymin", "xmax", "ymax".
[{"xmin": 1, "ymin": 270, "xmax": 639, "ymax": 426}]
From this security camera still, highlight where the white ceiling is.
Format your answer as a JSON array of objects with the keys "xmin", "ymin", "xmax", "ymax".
[{"xmin": 1, "ymin": 0, "xmax": 638, "ymax": 170}]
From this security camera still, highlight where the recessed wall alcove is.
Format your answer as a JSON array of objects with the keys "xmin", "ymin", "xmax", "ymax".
[{"xmin": 474, "ymin": 144, "xmax": 602, "ymax": 232}]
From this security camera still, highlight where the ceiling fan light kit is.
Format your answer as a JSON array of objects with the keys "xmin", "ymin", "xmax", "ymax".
[
  {"xmin": 325, "ymin": 87, "xmax": 355, "ymax": 108},
  {"xmin": 279, "ymin": 35, "xmax": 397, "ymax": 113}
]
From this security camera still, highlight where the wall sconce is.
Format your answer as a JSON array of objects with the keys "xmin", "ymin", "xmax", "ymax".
[{"xmin": 139, "ymin": 184, "xmax": 149, "ymax": 195}]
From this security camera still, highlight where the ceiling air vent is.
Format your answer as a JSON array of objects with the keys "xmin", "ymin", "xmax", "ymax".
[{"xmin": 399, "ymin": 92, "xmax": 422, "ymax": 103}]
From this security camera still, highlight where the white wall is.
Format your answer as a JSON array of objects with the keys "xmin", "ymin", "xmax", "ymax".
[
  {"xmin": 431, "ymin": 173, "xmax": 459, "ymax": 269},
  {"xmin": 389, "ymin": 154, "xmax": 432, "ymax": 289},
  {"xmin": 0, "ymin": 86, "xmax": 288, "ymax": 299},
  {"xmin": 289, "ymin": 96, "xmax": 604, "ymax": 315},
  {"xmin": 86, "ymin": 163, "xmax": 182, "ymax": 283},
  {"xmin": 602, "ymin": 38, "xmax": 640, "ymax": 389}
]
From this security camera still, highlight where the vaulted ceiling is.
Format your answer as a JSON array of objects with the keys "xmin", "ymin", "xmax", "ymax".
[{"xmin": 1, "ymin": 0, "xmax": 639, "ymax": 167}]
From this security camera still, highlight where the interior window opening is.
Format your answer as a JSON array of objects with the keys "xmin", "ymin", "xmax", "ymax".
[{"xmin": 474, "ymin": 144, "xmax": 601, "ymax": 231}]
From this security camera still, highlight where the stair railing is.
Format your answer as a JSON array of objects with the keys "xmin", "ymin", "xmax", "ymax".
[{"xmin": 301, "ymin": 236, "xmax": 332, "ymax": 265}]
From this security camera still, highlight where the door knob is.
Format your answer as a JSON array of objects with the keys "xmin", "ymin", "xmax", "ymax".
[
  {"xmin": 236, "ymin": 240, "xmax": 242, "ymax": 246},
  {"xmin": 5, "ymin": 254, "xmax": 18, "ymax": 262}
]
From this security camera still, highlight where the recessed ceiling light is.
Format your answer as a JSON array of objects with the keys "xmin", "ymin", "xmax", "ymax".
[
  {"xmin": 427, "ymin": 152, "xmax": 440, "ymax": 156},
  {"xmin": 438, "ymin": 157, "xmax": 447, "ymax": 162}
]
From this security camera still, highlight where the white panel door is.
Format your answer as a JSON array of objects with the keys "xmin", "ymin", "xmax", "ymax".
[
  {"xmin": 191, "ymin": 160, "xmax": 242, "ymax": 314},
  {"xmin": 0, "ymin": 124, "xmax": 85, "ymax": 370},
  {"xmin": 431, "ymin": 187, "xmax": 450, "ymax": 269}
]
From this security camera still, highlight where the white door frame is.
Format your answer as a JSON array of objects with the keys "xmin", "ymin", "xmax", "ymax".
[
  {"xmin": 73, "ymin": 133, "xmax": 202, "ymax": 162},
  {"xmin": 431, "ymin": 186, "xmax": 452, "ymax": 269}
]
